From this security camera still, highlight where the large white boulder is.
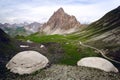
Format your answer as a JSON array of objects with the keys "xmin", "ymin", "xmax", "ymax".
[
  {"xmin": 6, "ymin": 51, "xmax": 49, "ymax": 75},
  {"xmin": 77, "ymin": 57, "xmax": 118, "ymax": 72}
]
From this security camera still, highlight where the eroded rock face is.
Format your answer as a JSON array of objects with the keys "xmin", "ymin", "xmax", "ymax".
[
  {"xmin": 77, "ymin": 57, "xmax": 118, "ymax": 72},
  {"xmin": 6, "ymin": 51, "xmax": 49, "ymax": 75},
  {"xmin": 40, "ymin": 8, "xmax": 81, "ymax": 35}
]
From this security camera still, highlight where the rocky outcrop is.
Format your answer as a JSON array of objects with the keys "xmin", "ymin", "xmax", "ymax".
[
  {"xmin": 6, "ymin": 51, "xmax": 49, "ymax": 75},
  {"xmin": 40, "ymin": 8, "xmax": 81, "ymax": 35},
  {"xmin": 77, "ymin": 57, "xmax": 118, "ymax": 72}
]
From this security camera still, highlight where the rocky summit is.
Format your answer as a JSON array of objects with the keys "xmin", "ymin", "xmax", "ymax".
[{"xmin": 40, "ymin": 8, "xmax": 81, "ymax": 35}]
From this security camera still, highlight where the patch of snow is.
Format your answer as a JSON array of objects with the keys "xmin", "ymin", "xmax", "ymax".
[{"xmin": 20, "ymin": 45, "xmax": 29, "ymax": 48}]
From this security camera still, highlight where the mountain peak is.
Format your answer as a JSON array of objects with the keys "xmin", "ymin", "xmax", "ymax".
[
  {"xmin": 57, "ymin": 7, "xmax": 64, "ymax": 12},
  {"xmin": 55, "ymin": 7, "xmax": 65, "ymax": 14},
  {"xmin": 40, "ymin": 7, "xmax": 81, "ymax": 35}
]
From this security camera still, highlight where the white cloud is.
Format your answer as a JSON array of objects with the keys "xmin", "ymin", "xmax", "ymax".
[{"xmin": 0, "ymin": 0, "xmax": 120, "ymax": 24}]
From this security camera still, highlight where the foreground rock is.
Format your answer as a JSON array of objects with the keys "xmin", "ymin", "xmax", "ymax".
[
  {"xmin": 6, "ymin": 51, "xmax": 49, "ymax": 75},
  {"xmin": 77, "ymin": 57, "xmax": 118, "ymax": 72},
  {"xmin": 3, "ymin": 65, "xmax": 120, "ymax": 80}
]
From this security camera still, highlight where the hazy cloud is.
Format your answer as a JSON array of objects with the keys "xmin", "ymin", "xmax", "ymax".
[{"xmin": 0, "ymin": 0, "xmax": 120, "ymax": 23}]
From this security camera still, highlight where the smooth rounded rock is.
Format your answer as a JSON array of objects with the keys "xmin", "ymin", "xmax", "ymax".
[
  {"xmin": 77, "ymin": 57, "xmax": 118, "ymax": 72},
  {"xmin": 6, "ymin": 51, "xmax": 49, "ymax": 75}
]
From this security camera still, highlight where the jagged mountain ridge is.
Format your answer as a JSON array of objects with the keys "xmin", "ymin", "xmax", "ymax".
[
  {"xmin": 0, "ymin": 22, "xmax": 42, "ymax": 37},
  {"xmin": 40, "ymin": 8, "xmax": 81, "ymax": 35},
  {"xmin": 24, "ymin": 22, "xmax": 43, "ymax": 33}
]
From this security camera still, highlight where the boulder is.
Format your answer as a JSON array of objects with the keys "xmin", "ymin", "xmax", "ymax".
[
  {"xmin": 77, "ymin": 57, "xmax": 118, "ymax": 72},
  {"xmin": 40, "ymin": 45, "xmax": 45, "ymax": 48},
  {"xmin": 6, "ymin": 51, "xmax": 49, "ymax": 75}
]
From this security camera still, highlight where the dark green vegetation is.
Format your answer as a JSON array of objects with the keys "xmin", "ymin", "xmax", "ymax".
[
  {"xmin": 0, "ymin": 28, "xmax": 17, "ymax": 60},
  {"xmin": 0, "ymin": 29, "xmax": 20, "ymax": 78}
]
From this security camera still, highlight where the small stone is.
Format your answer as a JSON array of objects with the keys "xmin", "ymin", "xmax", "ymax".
[{"xmin": 40, "ymin": 45, "xmax": 45, "ymax": 48}]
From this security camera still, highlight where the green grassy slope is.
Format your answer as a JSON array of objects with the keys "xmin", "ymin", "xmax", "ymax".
[{"xmin": 17, "ymin": 33, "xmax": 99, "ymax": 66}]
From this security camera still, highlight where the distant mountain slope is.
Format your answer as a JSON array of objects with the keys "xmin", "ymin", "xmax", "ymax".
[
  {"xmin": 40, "ymin": 8, "xmax": 81, "ymax": 35},
  {"xmin": 86, "ymin": 6, "xmax": 120, "ymax": 37},
  {"xmin": 86, "ymin": 6, "xmax": 120, "ymax": 44},
  {"xmin": 24, "ymin": 22, "xmax": 42, "ymax": 33},
  {"xmin": 0, "ymin": 22, "xmax": 42, "ymax": 37}
]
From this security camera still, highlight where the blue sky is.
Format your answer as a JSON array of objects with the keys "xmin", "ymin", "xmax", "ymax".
[{"xmin": 0, "ymin": 0, "xmax": 120, "ymax": 24}]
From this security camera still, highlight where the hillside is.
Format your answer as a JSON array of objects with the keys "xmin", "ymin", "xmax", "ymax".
[
  {"xmin": 0, "ymin": 28, "xmax": 20, "ymax": 78},
  {"xmin": 84, "ymin": 6, "xmax": 120, "ymax": 62},
  {"xmin": 63, "ymin": 6, "xmax": 120, "ymax": 65}
]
